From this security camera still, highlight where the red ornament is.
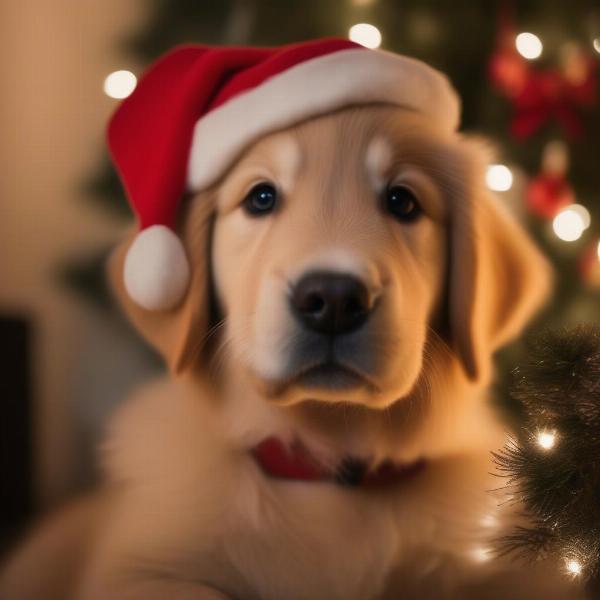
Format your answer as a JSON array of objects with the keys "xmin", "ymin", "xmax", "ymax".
[
  {"xmin": 525, "ymin": 173, "xmax": 575, "ymax": 219},
  {"xmin": 488, "ymin": 5, "xmax": 530, "ymax": 99},
  {"xmin": 488, "ymin": 44, "xmax": 529, "ymax": 98},
  {"xmin": 525, "ymin": 140, "xmax": 574, "ymax": 219}
]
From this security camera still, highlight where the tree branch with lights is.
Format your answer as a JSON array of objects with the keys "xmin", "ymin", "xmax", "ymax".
[{"xmin": 493, "ymin": 326, "xmax": 600, "ymax": 597}]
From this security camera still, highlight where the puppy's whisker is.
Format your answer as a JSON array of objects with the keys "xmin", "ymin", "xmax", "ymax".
[
  {"xmin": 208, "ymin": 332, "xmax": 240, "ymax": 379},
  {"xmin": 425, "ymin": 325, "xmax": 454, "ymax": 360},
  {"xmin": 186, "ymin": 318, "xmax": 228, "ymax": 367},
  {"xmin": 202, "ymin": 318, "xmax": 228, "ymax": 346},
  {"xmin": 209, "ymin": 318, "xmax": 266, "ymax": 380}
]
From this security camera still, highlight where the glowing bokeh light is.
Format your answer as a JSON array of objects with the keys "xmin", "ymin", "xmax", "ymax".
[
  {"xmin": 349, "ymin": 23, "xmax": 382, "ymax": 49},
  {"xmin": 570, "ymin": 204, "xmax": 591, "ymax": 230},
  {"xmin": 479, "ymin": 514, "xmax": 499, "ymax": 529},
  {"xmin": 566, "ymin": 559, "xmax": 583, "ymax": 577},
  {"xmin": 471, "ymin": 547, "xmax": 492, "ymax": 563},
  {"xmin": 486, "ymin": 164, "xmax": 513, "ymax": 192},
  {"xmin": 553, "ymin": 208, "xmax": 585, "ymax": 242},
  {"xmin": 536, "ymin": 430, "xmax": 556, "ymax": 450},
  {"xmin": 103, "ymin": 70, "xmax": 137, "ymax": 99},
  {"xmin": 516, "ymin": 32, "xmax": 543, "ymax": 59}
]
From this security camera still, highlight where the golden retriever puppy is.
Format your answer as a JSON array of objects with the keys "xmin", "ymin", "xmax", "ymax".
[{"xmin": 0, "ymin": 104, "xmax": 584, "ymax": 599}]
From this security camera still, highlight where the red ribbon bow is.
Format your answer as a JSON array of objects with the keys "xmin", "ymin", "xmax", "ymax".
[
  {"xmin": 509, "ymin": 66, "xmax": 596, "ymax": 139},
  {"xmin": 488, "ymin": 9, "xmax": 597, "ymax": 140}
]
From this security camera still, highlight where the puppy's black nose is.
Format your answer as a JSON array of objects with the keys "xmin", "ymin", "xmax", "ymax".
[{"xmin": 291, "ymin": 271, "xmax": 372, "ymax": 335}]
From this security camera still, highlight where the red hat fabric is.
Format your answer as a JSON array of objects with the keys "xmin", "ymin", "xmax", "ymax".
[{"xmin": 108, "ymin": 37, "xmax": 460, "ymax": 311}]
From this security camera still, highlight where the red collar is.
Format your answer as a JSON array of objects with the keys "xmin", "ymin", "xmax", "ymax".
[{"xmin": 252, "ymin": 437, "xmax": 425, "ymax": 489}]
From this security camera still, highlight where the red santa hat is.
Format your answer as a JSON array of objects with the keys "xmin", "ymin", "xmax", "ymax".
[{"xmin": 108, "ymin": 37, "xmax": 460, "ymax": 311}]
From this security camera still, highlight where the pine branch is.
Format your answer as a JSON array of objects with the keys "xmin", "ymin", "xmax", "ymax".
[{"xmin": 494, "ymin": 326, "xmax": 600, "ymax": 593}]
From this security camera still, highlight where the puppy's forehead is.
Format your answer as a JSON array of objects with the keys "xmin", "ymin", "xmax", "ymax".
[{"xmin": 239, "ymin": 132, "xmax": 302, "ymax": 193}]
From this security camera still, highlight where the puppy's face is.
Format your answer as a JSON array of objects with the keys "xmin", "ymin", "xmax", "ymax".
[
  {"xmin": 212, "ymin": 107, "xmax": 448, "ymax": 408},
  {"xmin": 111, "ymin": 103, "xmax": 550, "ymax": 434}
]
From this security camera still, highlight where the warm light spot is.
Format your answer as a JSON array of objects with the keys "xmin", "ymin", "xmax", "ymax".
[
  {"xmin": 349, "ymin": 23, "xmax": 382, "ymax": 49},
  {"xmin": 536, "ymin": 430, "xmax": 556, "ymax": 450},
  {"xmin": 570, "ymin": 204, "xmax": 591, "ymax": 230},
  {"xmin": 352, "ymin": 0, "xmax": 376, "ymax": 5},
  {"xmin": 597, "ymin": 240, "xmax": 600, "ymax": 261},
  {"xmin": 566, "ymin": 559, "xmax": 583, "ymax": 577},
  {"xmin": 516, "ymin": 32, "xmax": 543, "ymax": 60},
  {"xmin": 471, "ymin": 547, "xmax": 493, "ymax": 563},
  {"xmin": 594, "ymin": 38, "xmax": 600, "ymax": 54},
  {"xmin": 553, "ymin": 208, "xmax": 585, "ymax": 242},
  {"xmin": 103, "ymin": 70, "xmax": 137, "ymax": 99},
  {"xmin": 480, "ymin": 514, "xmax": 499, "ymax": 529},
  {"xmin": 486, "ymin": 164, "xmax": 513, "ymax": 192}
]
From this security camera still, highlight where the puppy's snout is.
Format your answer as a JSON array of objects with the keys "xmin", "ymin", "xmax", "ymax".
[{"xmin": 290, "ymin": 271, "xmax": 373, "ymax": 335}]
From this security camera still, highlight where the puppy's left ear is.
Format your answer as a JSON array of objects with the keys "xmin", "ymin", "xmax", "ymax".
[
  {"xmin": 448, "ymin": 137, "xmax": 553, "ymax": 383},
  {"xmin": 107, "ymin": 194, "xmax": 214, "ymax": 375}
]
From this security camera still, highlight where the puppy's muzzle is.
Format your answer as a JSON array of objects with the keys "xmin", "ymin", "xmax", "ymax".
[{"xmin": 290, "ymin": 271, "xmax": 374, "ymax": 335}]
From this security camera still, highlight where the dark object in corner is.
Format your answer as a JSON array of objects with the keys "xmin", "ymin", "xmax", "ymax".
[{"xmin": 0, "ymin": 316, "xmax": 33, "ymax": 555}]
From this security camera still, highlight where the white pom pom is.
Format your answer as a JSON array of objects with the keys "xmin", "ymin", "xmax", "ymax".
[{"xmin": 123, "ymin": 225, "xmax": 190, "ymax": 311}]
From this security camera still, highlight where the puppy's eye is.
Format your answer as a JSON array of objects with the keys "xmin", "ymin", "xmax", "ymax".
[
  {"xmin": 243, "ymin": 183, "xmax": 278, "ymax": 216},
  {"xmin": 384, "ymin": 185, "xmax": 422, "ymax": 223}
]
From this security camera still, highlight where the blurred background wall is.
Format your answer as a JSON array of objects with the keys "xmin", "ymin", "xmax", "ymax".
[{"xmin": 0, "ymin": 0, "xmax": 150, "ymax": 512}]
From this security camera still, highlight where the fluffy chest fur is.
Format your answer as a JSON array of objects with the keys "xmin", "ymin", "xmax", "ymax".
[{"xmin": 93, "ymin": 378, "xmax": 502, "ymax": 600}]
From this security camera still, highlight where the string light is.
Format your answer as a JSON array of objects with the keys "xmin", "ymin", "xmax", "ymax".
[
  {"xmin": 486, "ymin": 164, "xmax": 513, "ymax": 192},
  {"xmin": 515, "ymin": 32, "xmax": 543, "ymax": 60},
  {"xmin": 566, "ymin": 558, "xmax": 583, "ymax": 577},
  {"xmin": 349, "ymin": 23, "xmax": 382, "ymax": 49},
  {"xmin": 553, "ymin": 207, "xmax": 585, "ymax": 242},
  {"xmin": 594, "ymin": 38, "xmax": 600, "ymax": 54},
  {"xmin": 536, "ymin": 430, "xmax": 556, "ymax": 450},
  {"xmin": 103, "ymin": 70, "xmax": 137, "ymax": 99},
  {"xmin": 470, "ymin": 547, "xmax": 493, "ymax": 563}
]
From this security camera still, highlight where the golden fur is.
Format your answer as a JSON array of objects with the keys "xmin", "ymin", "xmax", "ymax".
[{"xmin": 0, "ymin": 105, "xmax": 583, "ymax": 599}]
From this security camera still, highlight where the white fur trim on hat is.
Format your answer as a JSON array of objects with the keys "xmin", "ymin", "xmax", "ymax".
[
  {"xmin": 123, "ymin": 225, "xmax": 190, "ymax": 311},
  {"xmin": 187, "ymin": 47, "xmax": 460, "ymax": 191}
]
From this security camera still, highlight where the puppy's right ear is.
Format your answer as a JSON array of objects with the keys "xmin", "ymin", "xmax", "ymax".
[
  {"xmin": 447, "ymin": 138, "xmax": 553, "ymax": 383},
  {"xmin": 107, "ymin": 195, "xmax": 214, "ymax": 375}
]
